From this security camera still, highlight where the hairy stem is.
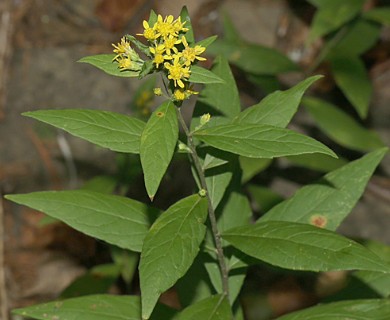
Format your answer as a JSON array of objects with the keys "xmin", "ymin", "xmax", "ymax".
[{"xmin": 176, "ymin": 107, "xmax": 230, "ymax": 299}]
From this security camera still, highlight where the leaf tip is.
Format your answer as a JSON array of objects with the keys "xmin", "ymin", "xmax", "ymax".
[{"xmin": 148, "ymin": 194, "xmax": 155, "ymax": 202}]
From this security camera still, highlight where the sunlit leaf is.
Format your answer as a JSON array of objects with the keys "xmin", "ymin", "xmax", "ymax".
[
  {"xmin": 140, "ymin": 100, "xmax": 178, "ymax": 200},
  {"xmin": 198, "ymin": 56, "xmax": 240, "ymax": 118},
  {"xmin": 276, "ymin": 299, "xmax": 390, "ymax": 320},
  {"xmin": 189, "ymin": 65, "xmax": 225, "ymax": 84},
  {"xmin": 259, "ymin": 148, "xmax": 388, "ymax": 230},
  {"xmin": 23, "ymin": 109, "xmax": 145, "ymax": 154},
  {"xmin": 194, "ymin": 123, "xmax": 337, "ymax": 159},
  {"xmin": 223, "ymin": 221, "xmax": 390, "ymax": 273},
  {"xmin": 139, "ymin": 195, "xmax": 208, "ymax": 319},
  {"xmin": 6, "ymin": 190, "xmax": 158, "ymax": 252},
  {"xmin": 234, "ymin": 75, "xmax": 322, "ymax": 128},
  {"xmin": 12, "ymin": 295, "xmax": 176, "ymax": 320},
  {"xmin": 176, "ymin": 295, "xmax": 232, "ymax": 320},
  {"xmin": 79, "ymin": 54, "xmax": 140, "ymax": 77}
]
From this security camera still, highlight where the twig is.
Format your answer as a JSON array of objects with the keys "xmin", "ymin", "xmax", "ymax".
[{"xmin": 176, "ymin": 107, "xmax": 230, "ymax": 299}]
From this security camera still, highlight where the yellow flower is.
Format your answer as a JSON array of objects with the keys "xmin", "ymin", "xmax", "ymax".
[
  {"xmin": 117, "ymin": 57, "xmax": 133, "ymax": 70},
  {"xmin": 173, "ymin": 87, "xmax": 198, "ymax": 101},
  {"xmin": 138, "ymin": 20, "xmax": 159, "ymax": 41},
  {"xmin": 150, "ymin": 44, "xmax": 170, "ymax": 68},
  {"xmin": 155, "ymin": 14, "xmax": 175, "ymax": 39},
  {"xmin": 164, "ymin": 56, "xmax": 191, "ymax": 88},
  {"xmin": 112, "ymin": 37, "xmax": 133, "ymax": 60},
  {"xmin": 163, "ymin": 34, "xmax": 181, "ymax": 56},
  {"xmin": 153, "ymin": 87, "xmax": 162, "ymax": 96},
  {"xmin": 180, "ymin": 36, "xmax": 206, "ymax": 66},
  {"xmin": 172, "ymin": 16, "xmax": 189, "ymax": 34}
]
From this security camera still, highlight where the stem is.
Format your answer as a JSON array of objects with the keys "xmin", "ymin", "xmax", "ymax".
[{"xmin": 176, "ymin": 107, "xmax": 230, "ymax": 299}]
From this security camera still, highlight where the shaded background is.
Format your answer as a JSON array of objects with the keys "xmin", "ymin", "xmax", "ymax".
[{"xmin": 1, "ymin": 0, "xmax": 389, "ymax": 319}]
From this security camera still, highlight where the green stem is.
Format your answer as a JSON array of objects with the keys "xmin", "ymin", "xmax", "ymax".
[{"xmin": 176, "ymin": 107, "xmax": 230, "ymax": 299}]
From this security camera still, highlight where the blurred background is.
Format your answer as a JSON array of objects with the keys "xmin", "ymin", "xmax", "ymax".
[{"xmin": 1, "ymin": 0, "xmax": 389, "ymax": 319}]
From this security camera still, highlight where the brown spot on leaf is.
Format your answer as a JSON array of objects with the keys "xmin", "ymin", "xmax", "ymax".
[
  {"xmin": 156, "ymin": 112, "xmax": 164, "ymax": 117},
  {"xmin": 310, "ymin": 214, "xmax": 328, "ymax": 228}
]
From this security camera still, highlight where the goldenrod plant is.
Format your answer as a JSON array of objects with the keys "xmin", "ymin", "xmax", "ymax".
[{"xmin": 6, "ymin": 7, "xmax": 390, "ymax": 320}]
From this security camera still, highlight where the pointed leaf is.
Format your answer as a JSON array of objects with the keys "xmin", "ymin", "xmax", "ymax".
[
  {"xmin": 240, "ymin": 157, "xmax": 272, "ymax": 183},
  {"xmin": 5, "ymin": 190, "xmax": 158, "ymax": 252},
  {"xmin": 303, "ymin": 97, "xmax": 384, "ymax": 152},
  {"xmin": 259, "ymin": 148, "xmax": 388, "ymax": 230},
  {"xmin": 12, "ymin": 295, "xmax": 176, "ymax": 320},
  {"xmin": 139, "ymin": 195, "xmax": 208, "ymax": 319},
  {"xmin": 308, "ymin": 0, "xmax": 365, "ymax": 43},
  {"xmin": 194, "ymin": 123, "xmax": 337, "ymax": 159},
  {"xmin": 180, "ymin": 6, "xmax": 194, "ymax": 45},
  {"xmin": 196, "ymin": 35, "xmax": 218, "ymax": 48},
  {"xmin": 177, "ymin": 295, "xmax": 232, "ymax": 320},
  {"xmin": 189, "ymin": 65, "xmax": 224, "ymax": 84},
  {"xmin": 23, "ymin": 109, "xmax": 145, "ymax": 153},
  {"xmin": 328, "ymin": 19, "xmax": 380, "ymax": 57},
  {"xmin": 223, "ymin": 221, "xmax": 390, "ymax": 273},
  {"xmin": 285, "ymin": 153, "xmax": 348, "ymax": 172},
  {"xmin": 198, "ymin": 56, "xmax": 240, "ymax": 118},
  {"xmin": 364, "ymin": 8, "xmax": 390, "ymax": 25},
  {"xmin": 276, "ymin": 299, "xmax": 390, "ymax": 320},
  {"xmin": 330, "ymin": 56, "xmax": 372, "ymax": 119},
  {"xmin": 208, "ymin": 40, "xmax": 298, "ymax": 75},
  {"xmin": 234, "ymin": 76, "xmax": 322, "ymax": 127},
  {"xmin": 140, "ymin": 100, "xmax": 178, "ymax": 200},
  {"xmin": 79, "ymin": 54, "xmax": 140, "ymax": 77}
]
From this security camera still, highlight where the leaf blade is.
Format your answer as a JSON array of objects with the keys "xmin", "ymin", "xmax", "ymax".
[
  {"xmin": 177, "ymin": 295, "xmax": 232, "ymax": 320},
  {"xmin": 5, "ymin": 190, "xmax": 157, "ymax": 252},
  {"xmin": 23, "ymin": 109, "xmax": 145, "ymax": 153},
  {"xmin": 189, "ymin": 65, "xmax": 225, "ymax": 84},
  {"xmin": 139, "ymin": 195, "xmax": 208, "ymax": 319},
  {"xmin": 259, "ymin": 148, "xmax": 388, "ymax": 230},
  {"xmin": 194, "ymin": 123, "xmax": 337, "ymax": 159},
  {"xmin": 140, "ymin": 100, "xmax": 178, "ymax": 200},
  {"xmin": 223, "ymin": 221, "xmax": 390, "ymax": 273},
  {"xmin": 79, "ymin": 54, "xmax": 140, "ymax": 78}
]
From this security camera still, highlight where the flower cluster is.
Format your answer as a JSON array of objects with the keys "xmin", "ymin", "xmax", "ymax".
[
  {"xmin": 112, "ymin": 37, "xmax": 144, "ymax": 72},
  {"xmin": 112, "ymin": 13, "xmax": 207, "ymax": 101}
]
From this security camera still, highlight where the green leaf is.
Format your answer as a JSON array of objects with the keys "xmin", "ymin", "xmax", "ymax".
[
  {"xmin": 148, "ymin": 9, "xmax": 157, "ymax": 26},
  {"xmin": 308, "ymin": 0, "xmax": 365, "ymax": 43},
  {"xmin": 234, "ymin": 75, "xmax": 322, "ymax": 127},
  {"xmin": 259, "ymin": 148, "xmax": 388, "ymax": 230},
  {"xmin": 140, "ymin": 100, "xmax": 178, "ymax": 200},
  {"xmin": 23, "ymin": 109, "xmax": 145, "ymax": 154},
  {"xmin": 189, "ymin": 65, "xmax": 224, "ymax": 84},
  {"xmin": 82, "ymin": 175, "xmax": 117, "ymax": 194},
  {"xmin": 285, "ymin": 153, "xmax": 348, "ymax": 172},
  {"xmin": 330, "ymin": 56, "xmax": 372, "ymax": 119},
  {"xmin": 364, "ymin": 7, "xmax": 390, "ymax": 25},
  {"xmin": 194, "ymin": 123, "xmax": 337, "ymax": 159},
  {"xmin": 5, "ymin": 190, "xmax": 158, "ymax": 252},
  {"xmin": 221, "ymin": 12, "xmax": 242, "ymax": 43},
  {"xmin": 12, "ymin": 295, "xmax": 176, "ymax": 320},
  {"xmin": 208, "ymin": 40, "xmax": 298, "ymax": 75},
  {"xmin": 176, "ymin": 295, "xmax": 232, "ymax": 320},
  {"xmin": 196, "ymin": 35, "xmax": 218, "ymax": 48},
  {"xmin": 139, "ymin": 195, "xmax": 208, "ymax": 320},
  {"xmin": 61, "ymin": 264, "xmax": 120, "ymax": 298},
  {"xmin": 354, "ymin": 241, "xmax": 390, "ymax": 298},
  {"xmin": 206, "ymin": 162, "xmax": 234, "ymax": 210},
  {"xmin": 247, "ymin": 184, "xmax": 284, "ymax": 214},
  {"xmin": 223, "ymin": 221, "xmax": 390, "ymax": 273},
  {"xmin": 198, "ymin": 56, "xmax": 240, "ymax": 118},
  {"xmin": 276, "ymin": 299, "xmax": 390, "ymax": 320},
  {"xmin": 328, "ymin": 19, "xmax": 381, "ymax": 57},
  {"xmin": 240, "ymin": 157, "xmax": 272, "ymax": 183},
  {"xmin": 78, "ymin": 54, "xmax": 140, "ymax": 77},
  {"xmin": 180, "ymin": 6, "xmax": 195, "ymax": 45},
  {"xmin": 303, "ymin": 97, "xmax": 384, "ymax": 152}
]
